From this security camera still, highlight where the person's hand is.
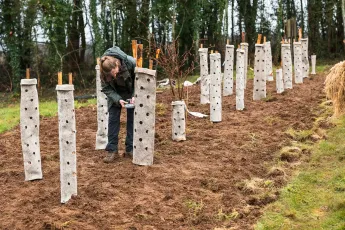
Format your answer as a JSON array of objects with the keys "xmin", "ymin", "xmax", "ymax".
[
  {"xmin": 130, "ymin": 97, "xmax": 135, "ymax": 104},
  {"xmin": 119, "ymin": 99, "xmax": 126, "ymax": 107}
]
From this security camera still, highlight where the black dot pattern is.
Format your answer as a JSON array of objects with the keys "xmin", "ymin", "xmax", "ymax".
[
  {"xmin": 223, "ymin": 45, "xmax": 235, "ymax": 96},
  {"xmin": 172, "ymin": 101, "xmax": 186, "ymax": 141},
  {"xmin": 199, "ymin": 48, "xmax": 210, "ymax": 104},
  {"xmin": 56, "ymin": 85, "xmax": 77, "ymax": 203},
  {"xmin": 210, "ymin": 53, "xmax": 222, "ymax": 122},
  {"xmin": 293, "ymin": 42, "xmax": 304, "ymax": 84},
  {"xmin": 281, "ymin": 44, "xmax": 293, "ymax": 89},
  {"xmin": 95, "ymin": 64, "xmax": 109, "ymax": 149},
  {"xmin": 20, "ymin": 79, "xmax": 42, "ymax": 181},
  {"xmin": 236, "ymin": 49, "xmax": 246, "ymax": 110},
  {"xmin": 132, "ymin": 70, "xmax": 157, "ymax": 165},
  {"xmin": 253, "ymin": 45, "xmax": 267, "ymax": 101}
]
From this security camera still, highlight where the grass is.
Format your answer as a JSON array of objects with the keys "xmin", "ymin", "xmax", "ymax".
[
  {"xmin": 255, "ymin": 116, "xmax": 345, "ymax": 230},
  {"xmin": 0, "ymin": 98, "xmax": 96, "ymax": 134}
]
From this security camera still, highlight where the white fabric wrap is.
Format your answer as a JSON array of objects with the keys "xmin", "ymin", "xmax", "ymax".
[
  {"xmin": 20, "ymin": 79, "xmax": 43, "ymax": 181},
  {"xmin": 171, "ymin": 101, "xmax": 186, "ymax": 141},
  {"xmin": 311, "ymin": 55, "xmax": 316, "ymax": 74},
  {"xmin": 282, "ymin": 44, "xmax": 293, "ymax": 89},
  {"xmin": 293, "ymin": 42, "xmax": 303, "ymax": 84},
  {"xmin": 264, "ymin": 41, "xmax": 273, "ymax": 81},
  {"xmin": 209, "ymin": 53, "xmax": 222, "ymax": 122},
  {"xmin": 240, "ymin": 43, "xmax": 249, "ymax": 88},
  {"xmin": 276, "ymin": 69, "xmax": 284, "ymax": 94},
  {"xmin": 236, "ymin": 49, "xmax": 245, "ymax": 110},
  {"xmin": 301, "ymin": 38, "xmax": 309, "ymax": 78},
  {"xmin": 253, "ymin": 44, "xmax": 266, "ymax": 100},
  {"xmin": 56, "ymin": 84, "xmax": 77, "ymax": 203},
  {"xmin": 199, "ymin": 48, "xmax": 210, "ymax": 104},
  {"xmin": 95, "ymin": 64, "xmax": 108, "ymax": 149},
  {"xmin": 133, "ymin": 68, "xmax": 157, "ymax": 166},
  {"xmin": 223, "ymin": 45, "xmax": 234, "ymax": 96}
]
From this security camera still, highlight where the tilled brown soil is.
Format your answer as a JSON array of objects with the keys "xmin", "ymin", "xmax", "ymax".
[{"xmin": 0, "ymin": 73, "xmax": 326, "ymax": 230}]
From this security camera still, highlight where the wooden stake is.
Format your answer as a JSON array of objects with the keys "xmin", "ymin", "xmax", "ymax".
[
  {"xmin": 132, "ymin": 40, "xmax": 137, "ymax": 61},
  {"xmin": 263, "ymin": 36, "xmax": 266, "ymax": 44},
  {"xmin": 26, "ymin": 68, "xmax": 30, "ymax": 79},
  {"xmin": 257, "ymin": 34, "xmax": 262, "ymax": 44},
  {"xmin": 68, "ymin": 72, "xmax": 73, "ymax": 85},
  {"xmin": 137, "ymin": 44, "xmax": 143, "ymax": 68},
  {"xmin": 58, "ymin": 72, "xmax": 62, "ymax": 85},
  {"xmin": 241, "ymin": 32, "xmax": 246, "ymax": 43},
  {"xmin": 156, "ymin": 49, "xmax": 161, "ymax": 59},
  {"xmin": 149, "ymin": 60, "xmax": 153, "ymax": 70},
  {"xmin": 298, "ymin": 28, "xmax": 302, "ymax": 41}
]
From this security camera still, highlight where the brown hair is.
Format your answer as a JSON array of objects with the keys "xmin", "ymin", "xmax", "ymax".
[{"xmin": 100, "ymin": 56, "xmax": 121, "ymax": 82}]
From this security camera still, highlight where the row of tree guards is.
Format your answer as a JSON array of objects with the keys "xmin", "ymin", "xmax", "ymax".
[
  {"xmin": 19, "ymin": 31, "xmax": 316, "ymax": 203},
  {"xmin": 20, "ymin": 48, "xmax": 158, "ymax": 203}
]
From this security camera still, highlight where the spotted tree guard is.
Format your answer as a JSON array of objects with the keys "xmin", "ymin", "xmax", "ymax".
[
  {"xmin": 264, "ymin": 41, "xmax": 273, "ymax": 81},
  {"xmin": 209, "ymin": 53, "xmax": 222, "ymax": 122},
  {"xmin": 276, "ymin": 69, "xmax": 284, "ymax": 94},
  {"xmin": 171, "ymin": 101, "xmax": 186, "ymax": 141},
  {"xmin": 20, "ymin": 79, "xmax": 43, "ymax": 181},
  {"xmin": 240, "ymin": 43, "xmax": 249, "ymax": 88},
  {"xmin": 56, "ymin": 84, "xmax": 77, "ymax": 203},
  {"xmin": 253, "ymin": 44, "xmax": 266, "ymax": 100},
  {"xmin": 293, "ymin": 42, "xmax": 303, "ymax": 84},
  {"xmin": 282, "ymin": 44, "xmax": 293, "ymax": 89},
  {"xmin": 133, "ymin": 68, "xmax": 157, "ymax": 166},
  {"xmin": 236, "ymin": 49, "xmax": 245, "ymax": 110},
  {"xmin": 301, "ymin": 38, "xmax": 309, "ymax": 78},
  {"xmin": 223, "ymin": 45, "xmax": 234, "ymax": 96},
  {"xmin": 95, "ymin": 64, "xmax": 108, "ymax": 149},
  {"xmin": 311, "ymin": 55, "xmax": 316, "ymax": 75},
  {"xmin": 198, "ymin": 48, "xmax": 210, "ymax": 104}
]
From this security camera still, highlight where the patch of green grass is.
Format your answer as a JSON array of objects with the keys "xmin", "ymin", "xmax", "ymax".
[
  {"xmin": 285, "ymin": 127, "xmax": 313, "ymax": 142},
  {"xmin": 256, "ymin": 116, "xmax": 345, "ymax": 229},
  {"xmin": 0, "ymin": 98, "xmax": 96, "ymax": 134},
  {"xmin": 0, "ymin": 104, "xmax": 21, "ymax": 133}
]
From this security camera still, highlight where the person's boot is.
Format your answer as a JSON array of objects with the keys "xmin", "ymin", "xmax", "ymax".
[{"xmin": 103, "ymin": 152, "xmax": 117, "ymax": 163}]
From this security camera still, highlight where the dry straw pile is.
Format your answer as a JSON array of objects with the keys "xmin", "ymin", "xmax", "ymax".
[{"xmin": 325, "ymin": 61, "xmax": 345, "ymax": 116}]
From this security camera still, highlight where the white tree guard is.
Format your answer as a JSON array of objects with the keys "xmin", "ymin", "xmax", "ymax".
[
  {"xmin": 311, "ymin": 55, "xmax": 316, "ymax": 74},
  {"xmin": 95, "ymin": 64, "xmax": 108, "ymax": 149},
  {"xmin": 56, "ymin": 84, "xmax": 77, "ymax": 203},
  {"xmin": 276, "ymin": 69, "xmax": 284, "ymax": 94},
  {"xmin": 253, "ymin": 44, "xmax": 266, "ymax": 100},
  {"xmin": 199, "ymin": 48, "xmax": 210, "ymax": 104},
  {"xmin": 223, "ymin": 45, "xmax": 234, "ymax": 96},
  {"xmin": 171, "ymin": 101, "xmax": 186, "ymax": 141},
  {"xmin": 293, "ymin": 42, "xmax": 303, "ymax": 84},
  {"xmin": 133, "ymin": 68, "xmax": 157, "ymax": 166},
  {"xmin": 20, "ymin": 79, "xmax": 43, "ymax": 181},
  {"xmin": 301, "ymin": 38, "xmax": 309, "ymax": 78},
  {"xmin": 282, "ymin": 44, "xmax": 293, "ymax": 89},
  {"xmin": 209, "ymin": 53, "xmax": 222, "ymax": 122},
  {"xmin": 264, "ymin": 41, "xmax": 274, "ymax": 81},
  {"xmin": 236, "ymin": 49, "xmax": 245, "ymax": 110},
  {"xmin": 240, "ymin": 43, "xmax": 249, "ymax": 88}
]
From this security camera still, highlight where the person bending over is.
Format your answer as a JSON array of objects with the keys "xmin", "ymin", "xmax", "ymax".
[{"xmin": 100, "ymin": 47, "xmax": 136, "ymax": 163}]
